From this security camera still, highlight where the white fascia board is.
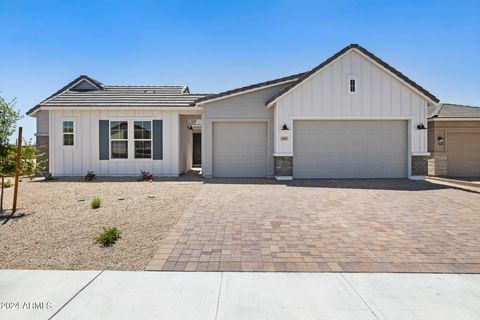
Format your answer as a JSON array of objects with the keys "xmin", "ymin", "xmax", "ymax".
[{"xmin": 27, "ymin": 108, "xmax": 40, "ymax": 116}]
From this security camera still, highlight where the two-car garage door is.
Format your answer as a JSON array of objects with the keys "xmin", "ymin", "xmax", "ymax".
[{"xmin": 293, "ymin": 120, "xmax": 408, "ymax": 178}]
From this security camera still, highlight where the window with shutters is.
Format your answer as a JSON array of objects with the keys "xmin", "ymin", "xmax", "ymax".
[{"xmin": 134, "ymin": 121, "xmax": 152, "ymax": 159}]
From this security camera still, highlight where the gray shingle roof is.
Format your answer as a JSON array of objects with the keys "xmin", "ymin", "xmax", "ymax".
[
  {"xmin": 428, "ymin": 103, "xmax": 480, "ymax": 119},
  {"xmin": 266, "ymin": 44, "xmax": 439, "ymax": 106},
  {"xmin": 27, "ymin": 75, "xmax": 210, "ymax": 115},
  {"xmin": 43, "ymin": 86, "xmax": 205, "ymax": 106},
  {"xmin": 195, "ymin": 72, "xmax": 305, "ymax": 104}
]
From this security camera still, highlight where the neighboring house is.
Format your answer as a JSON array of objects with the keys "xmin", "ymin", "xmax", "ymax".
[
  {"xmin": 28, "ymin": 44, "xmax": 439, "ymax": 180},
  {"xmin": 427, "ymin": 103, "xmax": 480, "ymax": 177}
]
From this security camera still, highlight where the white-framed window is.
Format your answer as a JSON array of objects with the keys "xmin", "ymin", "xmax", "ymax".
[
  {"xmin": 346, "ymin": 75, "xmax": 358, "ymax": 94},
  {"xmin": 134, "ymin": 121, "xmax": 152, "ymax": 159},
  {"xmin": 110, "ymin": 121, "xmax": 128, "ymax": 159},
  {"xmin": 62, "ymin": 120, "xmax": 75, "ymax": 146}
]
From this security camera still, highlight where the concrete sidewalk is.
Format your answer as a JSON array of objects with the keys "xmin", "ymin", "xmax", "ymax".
[{"xmin": 0, "ymin": 271, "xmax": 479, "ymax": 320}]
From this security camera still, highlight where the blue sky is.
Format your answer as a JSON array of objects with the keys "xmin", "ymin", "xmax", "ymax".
[{"xmin": 1, "ymin": 0, "xmax": 479, "ymax": 140}]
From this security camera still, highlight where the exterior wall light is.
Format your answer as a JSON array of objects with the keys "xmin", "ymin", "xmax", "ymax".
[
  {"xmin": 438, "ymin": 136, "xmax": 444, "ymax": 145},
  {"xmin": 417, "ymin": 123, "xmax": 426, "ymax": 129},
  {"xmin": 280, "ymin": 123, "xmax": 290, "ymax": 140}
]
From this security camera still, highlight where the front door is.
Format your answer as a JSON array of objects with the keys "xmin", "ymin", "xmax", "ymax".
[{"xmin": 193, "ymin": 133, "xmax": 202, "ymax": 166}]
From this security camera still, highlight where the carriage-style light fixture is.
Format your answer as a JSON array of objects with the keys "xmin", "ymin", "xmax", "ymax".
[{"xmin": 282, "ymin": 123, "xmax": 289, "ymax": 130}]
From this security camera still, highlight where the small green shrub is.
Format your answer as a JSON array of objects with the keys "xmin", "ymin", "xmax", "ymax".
[
  {"xmin": 91, "ymin": 196, "xmax": 101, "ymax": 209},
  {"xmin": 2, "ymin": 180, "xmax": 13, "ymax": 188},
  {"xmin": 84, "ymin": 170, "xmax": 96, "ymax": 182},
  {"xmin": 96, "ymin": 227, "xmax": 121, "ymax": 246}
]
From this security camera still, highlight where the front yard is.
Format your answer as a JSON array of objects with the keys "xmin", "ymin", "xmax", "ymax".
[
  {"xmin": 0, "ymin": 178, "xmax": 202, "ymax": 270},
  {"xmin": 1, "ymin": 177, "xmax": 479, "ymax": 273}
]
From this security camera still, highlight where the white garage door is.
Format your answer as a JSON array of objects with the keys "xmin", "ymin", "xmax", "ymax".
[
  {"xmin": 213, "ymin": 122, "xmax": 268, "ymax": 177},
  {"xmin": 293, "ymin": 120, "xmax": 408, "ymax": 178}
]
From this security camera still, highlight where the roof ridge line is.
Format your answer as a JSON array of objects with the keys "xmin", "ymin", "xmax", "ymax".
[{"xmin": 105, "ymin": 85, "xmax": 187, "ymax": 87}]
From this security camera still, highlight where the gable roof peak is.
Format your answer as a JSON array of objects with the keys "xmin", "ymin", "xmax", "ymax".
[
  {"xmin": 265, "ymin": 44, "xmax": 439, "ymax": 106},
  {"xmin": 71, "ymin": 75, "xmax": 104, "ymax": 90}
]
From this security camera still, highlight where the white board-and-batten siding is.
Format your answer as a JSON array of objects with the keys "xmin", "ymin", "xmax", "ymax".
[
  {"xmin": 274, "ymin": 50, "xmax": 429, "ymax": 155},
  {"xmin": 49, "ymin": 109, "xmax": 182, "ymax": 176}
]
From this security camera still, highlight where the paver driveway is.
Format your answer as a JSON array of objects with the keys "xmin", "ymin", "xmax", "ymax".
[{"xmin": 146, "ymin": 179, "xmax": 480, "ymax": 273}]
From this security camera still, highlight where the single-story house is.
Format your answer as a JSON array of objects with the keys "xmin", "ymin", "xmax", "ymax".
[
  {"xmin": 28, "ymin": 44, "xmax": 440, "ymax": 180},
  {"xmin": 427, "ymin": 103, "xmax": 480, "ymax": 177}
]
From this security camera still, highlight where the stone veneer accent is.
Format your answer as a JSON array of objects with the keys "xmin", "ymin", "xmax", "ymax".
[
  {"xmin": 428, "ymin": 152, "xmax": 448, "ymax": 176},
  {"xmin": 411, "ymin": 155, "xmax": 428, "ymax": 176},
  {"xmin": 274, "ymin": 156, "xmax": 293, "ymax": 177},
  {"xmin": 36, "ymin": 135, "xmax": 49, "ymax": 173}
]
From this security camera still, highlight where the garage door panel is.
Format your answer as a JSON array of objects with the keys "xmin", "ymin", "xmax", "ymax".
[
  {"xmin": 293, "ymin": 120, "xmax": 408, "ymax": 178},
  {"xmin": 213, "ymin": 122, "xmax": 268, "ymax": 177},
  {"xmin": 447, "ymin": 133, "xmax": 480, "ymax": 177}
]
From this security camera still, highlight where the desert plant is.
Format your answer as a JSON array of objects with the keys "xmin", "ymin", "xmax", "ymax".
[
  {"xmin": 84, "ymin": 170, "xmax": 96, "ymax": 181},
  {"xmin": 139, "ymin": 170, "xmax": 154, "ymax": 181},
  {"xmin": 96, "ymin": 227, "xmax": 121, "ymax": 246},
  {"xmin": 1, "ymin": 180, "xmax": 12, "ymax": 188},
  {"xmin": 91, "ymin": 196, "xmax": 101, "ymax": 209},
  {"xmin": 44, "ymin": 172, "xmax": 57, "ymax": 181}
]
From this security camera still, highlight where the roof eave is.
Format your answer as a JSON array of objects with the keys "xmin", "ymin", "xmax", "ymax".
[
  {"xmin": 27, "ymin": 75, "xmax": 104, "ymax": 116},
  {"xmin": 428, "ymin": 117, "xmax": 480, "ymax": 121},
  {"xmin": 26, "ymin": 105, "xmax": 41, "ymax": 116},
  {"xmin": 195, "ymin": 72, "xmax": 305, "ymax": 106}
]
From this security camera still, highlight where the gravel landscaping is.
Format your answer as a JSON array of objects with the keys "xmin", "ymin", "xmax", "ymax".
[{"xmin": 0, "ymin": 177, "xmax": 202, "ymax": 270}]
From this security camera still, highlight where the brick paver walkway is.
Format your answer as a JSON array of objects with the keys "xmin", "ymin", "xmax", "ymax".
[{"xmin": 146, "ymin": 179, "xmax": 480, "ymax": 273}]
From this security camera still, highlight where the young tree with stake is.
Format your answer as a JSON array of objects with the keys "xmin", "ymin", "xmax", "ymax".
[{"xmin": 0, "ymin": 97, "xmax": 22, "ymax": 212}]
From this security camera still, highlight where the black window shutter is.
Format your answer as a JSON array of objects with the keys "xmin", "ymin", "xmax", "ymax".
[
  {"xmin": 152, "ymin": 120, "xmax": 163, "ymax": 160},
  {"xmin": 99, "ymin": 120, "xmax": 109, "ymax": 160}
]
